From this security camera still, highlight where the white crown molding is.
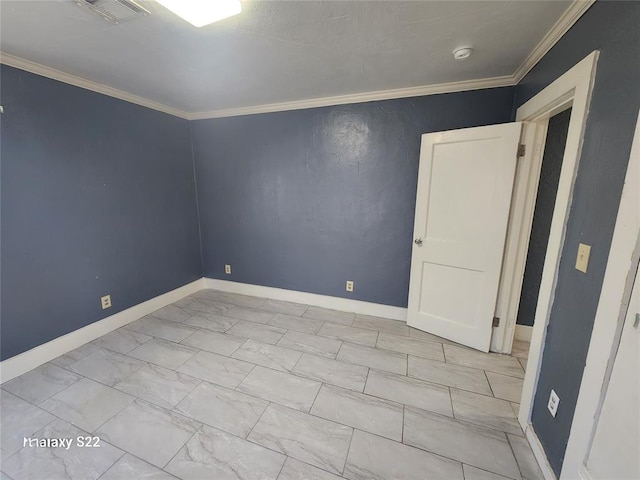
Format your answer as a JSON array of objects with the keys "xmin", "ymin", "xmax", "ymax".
[
  {"xmin": 1, "ymin": 0, "xmax": 594, "ymax": 120},
  {"xmin": 186, "ymin": 75, "xmax": 516, "ymax": 120},
  {"xmin": 0, "ymin": 52, "xmax": 191, "ymax": 119},
  {"xmin": 512, "ymin": 0, "xmax": 595, "ymax": 83}
]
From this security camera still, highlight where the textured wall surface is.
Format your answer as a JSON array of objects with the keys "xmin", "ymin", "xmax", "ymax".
[
  {"xmin": 191, "ymin": 88, "xmax": 515, "ymax": 307},
  {"xmin": 515, "ymin": 2, "xmax": 640, "ymax": 475},
  {"xmin": 516, "ymin": 108, "xmax": 571, "ymax": 326},
  {"xmin": 0, "ymin": 65, "xmax": 202, "ymax": 360}
]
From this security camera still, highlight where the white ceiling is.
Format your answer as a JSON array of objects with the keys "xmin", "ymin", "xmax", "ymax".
[{"xmin": 1, "ymin": 0, "xmax": 574, "ymax": 115}]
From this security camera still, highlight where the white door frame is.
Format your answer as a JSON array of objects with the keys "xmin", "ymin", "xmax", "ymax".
[
  {"xmin": 500, "ymin": 51, "xmax": 598, "ymax": 478},
  {"xmin": 561, "ymin": 109, "xmax": 640, "ymax": 480},
  {"xmin": 492, "ymin": 52, "xmax": 598, "ymax": 356}
]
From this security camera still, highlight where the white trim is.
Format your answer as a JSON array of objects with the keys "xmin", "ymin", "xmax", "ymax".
[
  {"xmin": 514, "ymin": 51, "xmax": 598, "ymax": 437},
  {"xmin": 561, "ymin": 110, "xmax": 640, "ymax": 479},
  {"xmin": 526, "ymin": 426, "xmax": 559, "ymax": 480},
  {"xmin": 512, "ymin": 0, "xmax": 595, "ymax": 83},
  {"xmin": 515, "ymin": 325, "xmax": 533, "ymax": 342},
  {"xmin": 0, "ymin": 279, "xmax": 205, "ymax": 384},
  {"xmin": 0, "ymin": 53, "xmax": 190, "ymax": 119},
  {"xmin": 203, "ymin": 278, "xmax": 407, "ymax": 321},
  {"xmin": 186, "ymin": 76, "xmax": 515, "ymax": 120},
  {"xmin": 0, "ymin": 0, "xmax": 595, "ymax": 121}
]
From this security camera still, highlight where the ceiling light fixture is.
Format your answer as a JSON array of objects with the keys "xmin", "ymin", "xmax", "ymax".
[
  {"xmin": 155, "ymin": 0, "xmax": 242, "ymax": 27},
  {"xmin": 453, "ymin": 47, "xmax": 474, "ymax": 60}
]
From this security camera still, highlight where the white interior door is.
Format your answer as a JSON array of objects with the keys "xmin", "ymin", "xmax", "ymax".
[
  {"xmin": 584, "ymin": 265, "xmax": 640, "ymax": 480},
  {"xmin": 407, "ymin": 123, "xmax": 522, "ymax": 352}
]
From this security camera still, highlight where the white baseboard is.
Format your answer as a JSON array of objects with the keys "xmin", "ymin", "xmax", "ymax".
[
  {"xmin": 203, "ymin": 278, "xmax": 408, "ymax": 321},
  {"xmin": 0, "ymin": 279, "xmax": 205, "ymax": 384},
  {"xmin": 525, "ymin": 425, "xmax": 557, "ymax": 480},
  {"xmin": 515, "ymin": 324, "xmax": 534, "ymax": 342}
]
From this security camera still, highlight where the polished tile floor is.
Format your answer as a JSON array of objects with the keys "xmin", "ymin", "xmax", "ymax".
[{"xmin": 0, "ymin": 290, "xmax": 542, "ymax": 480}]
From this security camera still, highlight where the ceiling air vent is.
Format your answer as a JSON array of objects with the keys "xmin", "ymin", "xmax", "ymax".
[{"xmin": 74, "ymin": 0, "xmax": 150, "ymax": 24}]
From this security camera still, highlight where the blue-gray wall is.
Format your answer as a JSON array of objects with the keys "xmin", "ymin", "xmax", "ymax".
[
  {"xmin": 515, "ymin": 2, "xmax": 640, "ymax": 475},
  {"xmin": 191, "ymin": 88, "xmax": 515, "ymax": 307},
  {"xmin": 516, "ymin": 108, "xmax": 571, "ymax": 327},
  {"xmin": 0, "ymin": 65, "xmax": 202, "ymax": 360}
]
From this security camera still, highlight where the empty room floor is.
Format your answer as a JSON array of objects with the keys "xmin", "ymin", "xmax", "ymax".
[{"xmin": 1, "ymin": 290, "xmax": 541, "ymax": 480}]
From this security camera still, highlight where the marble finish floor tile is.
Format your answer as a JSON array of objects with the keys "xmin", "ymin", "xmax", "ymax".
[
  {"xmin": 303, "ymin": 306, "xmax": 354, "ymax": 326},
  {"xmin": 181, "ymin": 329, "xmax": 245, "ymax": 356},
  {"xmin": 3, "ymin": 363, "xmax": 81, "ymax": 404},
  {"xmin": 237, "ymin": 366, "xmax": 321, "ymax": 412},
  {"xmin": 403, "ymin": 406, "xmax": 520, "ymax": 479},
  {"xmin": 444, "ymin": 345, "xmax": 525, "ymax": 379},
  {"xmin": 101, "ymin": 453, "xmax": 176, "ymax": 480},
  {"xmin": 317, "ymin": 323, "xmax": 378, "ymax": 347},
  {"xmin": 165, "ymin": 425, "xmax": 284, "ymax": 480},
  {"xmin": 408, "ymin": 355, "xmax": 493, "ymax": 395},
  {"xmin": 40, "ymin": 378, "xmax": 134, "ymax": 432},
  {"xmin": 92, "ymin": 328, "xmax": 152, "ymax": 354},
  {"xmin": 519, "ymin": 357, "xmax": 528, "ymax": 371},
  {"xmin": 292, "ymin": 354, "xmax": 368, "ymax": 392},
  {"xmin": 227, "ymin": 321, "xmax": 287, "ymax": 344},
  {"xmin": 232, "ymin": 339, "xmax": 302, "ymax": 372},
  {"xmin": 486, "ymin": 371, "xmax": 525, "ymax": 403},
  {"xmin": 68, "ymin": 348, "xmax": 146, "ymax": 386},
  {"xmin": 128, "ymin": 338, "xmax": 198, "ymax": 370},
  {"xmin": 277, "ymin": 331, "xmax": 342, "ymax": 358},
  {"xmin": 2, "ymin": 419, "xmax": 124, "ymax": 480},
  {"xmin": 508, "ymin": 433, "xmax": 544, "ymax": 480},
  {"xmin": 451, "ymin": 389, "xmax": 522, "ymax": 436},
  {"xmin": 215, "ymin": 292, "xmax": 267, "ymax": 309},
  {"xmin": 260, "ymin": 299, "xmax": 309, "ymax": 316},
  {"xmin": 150, "ymin": 304, "xmax": 193, "ymax": 323},
  {"xmin": 310, "ymin": 384, "xmax": 403, "ymax": 441},
  {"xmin": 136, "ymin": 319, "xmax": 199, "ymax": 343},
  {"xmin": 51, "ymin": 343, "xmax": 101, "ymax": 368},
  {"xmin": 113, "ymin": 364, "xmax": 200, "ymax": 409},
  {"xmin": 352, "ymin": 314, "xmax": 410, "ymax": 336},
  {"xmin": 184, "ymin": 312, "xmax": 238, "ymax": 333},
  {"xmin": 177, "ymin": 350, "xmax": 255, "ymax": 389},
  {"xmin": 364, "ymin": 369, "xmax": 453, "ymax": 417},
  {"xmin": 267, "ymin": 313, "xmax": 324, "ymax": 334},
  {"xmin": 174, "ymin": 296, "xmax": 197, "ymax": 308},
  {"xmin": 511, "ymin": 340, "xmax": 530, "ymax": 360},
  {"xmin": 343, "ymin": 429, "xmax": 463, "ymax": 480},
  {"xmin": 463, "ymin": 465, "xmax": 513, "ymax": 480},
  {"xmin": 248, "ymin": 404, "xmax": 352, "ymax": 475},
  {"xmin": 278, "ymin": 457, "xmax": 343, "ymax": 480},
  {"xmin": 175, "ymin": 381, "xmax": 268, "ymax": 438},
  {"xmin": 337, "ymin": 343, "xmax": 406, "ymax": 375},
  {"xmin": 184, "ymin": 299, "xmax": 236, "ymax": 316},
  {"xmin": 409, "ymin": 327, "xmax": 456, "ymax": 345},
  {"xmin": 0, "ymin": 392, "xmax": 55, "ymax": 461},
  {"xmin": 96, "ymin": 399, "xmax": 201, "ymax": 468},
  {"xmin": 376, "ymin": 333, "xmax": 445, "ymax": 361},
  {"xmin": 225, "ymin": 307, "xmax": 274, "ymax": 324}
]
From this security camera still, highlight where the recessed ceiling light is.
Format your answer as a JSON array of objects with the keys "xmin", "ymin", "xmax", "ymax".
[
  {"xmin": 453, "ymin": 47, "xmax": 474, "ymax": 61},
  {"xmin": 155, "ymin": 0, "xmax": 242, "ymax": 27}
]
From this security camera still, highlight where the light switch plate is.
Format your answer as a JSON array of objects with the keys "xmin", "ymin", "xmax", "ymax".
[
  {"xmin": 576, "ymin": 243, "xmax": 591, "ymax": 273},
  {"xmin": 548, "ymin": 389, "xmax": 560, "ymax": 417}
]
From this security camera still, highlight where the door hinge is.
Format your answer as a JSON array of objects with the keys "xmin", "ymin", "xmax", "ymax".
[
  {"xmin": 517, "ymin": 144, "xmax": 526, "ymax": 157},
  {"xmin": 493, "ymin": 317, "xmax": 500, "ymax": 328}
]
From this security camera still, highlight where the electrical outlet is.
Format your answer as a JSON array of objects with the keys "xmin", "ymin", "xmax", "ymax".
[
  {"xmin": 346, "ymin": 280, "xmax": 354, "ymax": 292},
  {"xmin": 225, "ymin": 264, "xmax": 231, "ymax": 275},
  {"xmin": 101, "ymin": 295, "xmax": 112, "ymax": 310},
  {"xmin": 575, "ymin": 243, "xmax": 591, "ymax": 273},
  {"xmin": 548, "ymin": 389, "xmax": 560, "ymax": 417}
]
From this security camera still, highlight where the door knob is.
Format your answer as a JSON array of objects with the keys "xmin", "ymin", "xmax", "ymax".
[{"xmin": 414, "ymin": 238, "xmax": 423, "ymax": 245}]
